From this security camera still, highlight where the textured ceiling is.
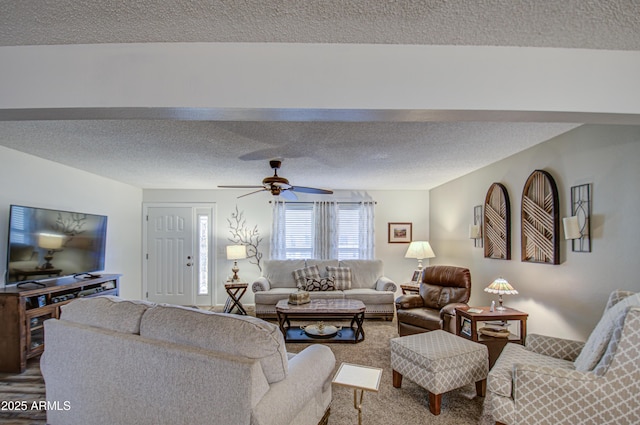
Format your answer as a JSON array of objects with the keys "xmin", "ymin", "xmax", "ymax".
[
  {"xmin": 1, "ymin": 0, "xmax": 639, "ymax": 49},
  {"xmin": 0, "ymin": 0, "xmax": 638, "ymax": 191}
]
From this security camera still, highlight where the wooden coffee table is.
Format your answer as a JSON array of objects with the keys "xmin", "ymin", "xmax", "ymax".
[{"xmin": 275, "ymin": 299, "xmax": 366, "ymax": 343}]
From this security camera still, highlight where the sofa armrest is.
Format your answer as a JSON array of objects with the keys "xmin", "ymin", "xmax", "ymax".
[
  {"xmin": 512, "ymin": 363, "xmax": 601, "ymax": 420},
  {"xmin": 376, "ymin": 276, "xmax": 397, "ymax": 292},
  {"xmin": 252, "ymin": 277, "xmax": 271, "ymax": 293},
  {"xmin": 252, "ymin": 345, "xmax": 336, "ymax": 425},
  {"xmin": 440, "ymin": 302, "xmax": 468, "ymax": 318},
  {"xmin": 395, "ymin": 294, "xmax": 424, "ymax": 310},
  {"xmin": 525, "ymin": 333, "xmax": 585, "ymax": 361}
]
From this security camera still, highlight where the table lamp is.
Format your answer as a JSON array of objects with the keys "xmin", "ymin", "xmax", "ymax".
[
  {"xmin": 484, "ymin": 277, "xmax": 518, "ymax": 311},
  {"xmin": 404, "ymin": 241, "xmax": 435, "ymax": 270},
  {"xmin": 226, "ymin": 245, "xmax": 247, "ymax": 282},
  {"xmin": 38, "ymin": 233, "xmax": 64, "ymax": 269}
]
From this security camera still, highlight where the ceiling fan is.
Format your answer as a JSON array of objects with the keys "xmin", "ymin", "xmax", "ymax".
[{"xmin": 218, "ymin": 159, "xmax": 333, "ymax": 200}]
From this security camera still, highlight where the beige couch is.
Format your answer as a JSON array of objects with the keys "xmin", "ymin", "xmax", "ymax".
[
  {"xmin": 41, "ymin": 296, "xmax": 336, "ymax": 425},
  {"xmin": 252, "ymin": 259, "xmax": 397, "ymax": 320}
]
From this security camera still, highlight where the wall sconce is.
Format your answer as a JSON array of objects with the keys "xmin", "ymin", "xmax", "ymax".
[
  {"xmin": 563, "ymin": 183, "xmax": 591, "ymax": 252},
  {"xmin": 562, "ymin": 216, "xmax": 581, "ymax": 239},
  {"xmin": 470, "ymin": 205, "xmax": 483, "ymax": 248},
  {"xmin": 226, "ymin": 245, "xmax": 247, "ymax": 282}
]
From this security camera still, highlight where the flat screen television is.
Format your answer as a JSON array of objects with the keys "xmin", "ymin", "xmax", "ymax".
[{"xmin": 5, "ymin": 205, "xmax": 107, "ymax": 285}]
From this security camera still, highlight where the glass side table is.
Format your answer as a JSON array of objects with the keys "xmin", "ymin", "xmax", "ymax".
[{"xmin": 332, "ymin": 362, "xmax": 382, "ymax": 425}]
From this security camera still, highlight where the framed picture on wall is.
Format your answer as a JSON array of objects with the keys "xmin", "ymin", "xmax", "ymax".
[{"xmin": 388, "ymin": 222, "xmax": 412, "ymax": 243}]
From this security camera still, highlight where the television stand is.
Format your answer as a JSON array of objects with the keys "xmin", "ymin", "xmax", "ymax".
[{"xmin": 0, "ymin": 274, "xmax": 120, "ymax": 373}]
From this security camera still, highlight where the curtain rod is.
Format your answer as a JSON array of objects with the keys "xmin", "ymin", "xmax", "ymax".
[{"xmin": 268, "ymin": 201, "xmax": 376, "ymax": 204}]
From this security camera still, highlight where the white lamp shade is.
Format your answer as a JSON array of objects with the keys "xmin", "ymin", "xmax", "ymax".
[
  {"xmin": 38, "ymin": 233, "xmax": 64, "ymax": 250},
  {"xmin": 469, "ymin": 224, "xmax": 482, "ymax": 239},
  {"xmin": 404, "ymin": 241, "xmax": 435, "ymax": 259},
  {"xmin": 226, "ymin": 245, "xmax": 247, "ymax": 260},
  {"xmin": 484, "ymin": 277, "xmax": 518, "ymax": 295},
  {"xmin": 563, "ymin": 216, "xmax": 581, "ymax": 240}
]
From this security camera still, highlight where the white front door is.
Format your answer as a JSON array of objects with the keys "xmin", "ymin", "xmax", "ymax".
[{"xmin": 145, "ymin": 206, "xmax": 195, "ymax": 305}]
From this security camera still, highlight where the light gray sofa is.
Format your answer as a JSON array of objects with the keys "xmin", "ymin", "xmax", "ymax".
[
  {"xmin": 252, "ymin": 259, "xmax": 397, "ymax": 320},
  {"xmin": 40, "ymin": 296, "xmax": 335, "ymax": 425}
]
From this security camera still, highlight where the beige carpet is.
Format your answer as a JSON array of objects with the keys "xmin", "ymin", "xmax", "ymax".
[{"xmin": 286, "ymin": 319, "xmax": 495, "ymax": 425}]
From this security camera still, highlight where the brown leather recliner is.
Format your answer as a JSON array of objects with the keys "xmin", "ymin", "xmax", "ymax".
[{"xmin": 395, "ymin": 265, "xmax": 471, "ymax": 336}]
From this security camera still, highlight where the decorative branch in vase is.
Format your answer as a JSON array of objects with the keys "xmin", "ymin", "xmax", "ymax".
[{"xmin": 227, "ymin": 205, "xmax": 263, "ymax": 272}]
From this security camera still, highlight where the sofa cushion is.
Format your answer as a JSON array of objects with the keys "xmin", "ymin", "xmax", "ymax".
[
  {"xmin": 339, "ymin": 260, "xmax": 384, "ymax": 289},
  {"xmin": 574, "ymin": 292, "xmax": 640, "ymax": 372},
  {"xmin": 305, "ymin": 276, "xmax": 336, "ymax": 291},
  {"xmin": 263, "ymin": 259, "xmax": 307, "ymax": 288},
  {"xmin": 343, "ymin": 288, "xmax": 395, "ymax": 305},
  {"xmin": 140, "ymin": 305, "xmax": 289, "ymax": 384},
  {"xmin": 326, "ymin": 266, "xmax": 352, "ymax": 290},
  {"xmin": 305, "ymin": 259, "xmax": 339, "ymax": 276},
  {"xmin": 293, "ymin": 265, "xmax": 321, "ymax": 289},
  {"xmin": 489, "ymin": 343, "xmax": 574, "ymax": 398},
  {"xmin": 254, "ymin": 288, "xmax": 299, "ymax": 305},
  {"xmin": 60, "ymin": 295, "xmax": 154, "ymax": 334},
  {"xmin": 420, "ymin": 283, "xmax": 468, "ymax": 310}
]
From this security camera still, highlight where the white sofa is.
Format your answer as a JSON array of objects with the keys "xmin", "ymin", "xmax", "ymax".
[
  {"xmin": 252, "ymin": 259, "xmax": 397, "ymax": 320},
  {"xmin": 41, "ymin": 296, "xmax": 336, "ymax": 425}
]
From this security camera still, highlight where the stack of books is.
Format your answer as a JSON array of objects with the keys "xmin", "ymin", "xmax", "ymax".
[{"xmin": 478, "ymin": 321, "xmax": 511, "ymax": 338}]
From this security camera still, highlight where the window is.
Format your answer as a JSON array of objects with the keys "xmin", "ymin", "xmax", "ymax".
[
  {"xmin": 271, "ymin": 201, "xmax": 374, "ymax": 260},
  {"xmin": 197, "ymin": 213, "xmax": 210, "ymax": 295},
  {"xmin": 283, "ymin": 204, "xmax": 314, "ymax": 259}
]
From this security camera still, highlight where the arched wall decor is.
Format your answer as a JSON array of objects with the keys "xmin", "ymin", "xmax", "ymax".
[
  {"xmin": 484, "ymin": 183, "xmax": 511, "ymax": 260},
  {"xmin": 521, "ymin": 170, "xmax": 560, "ymax": 264}
]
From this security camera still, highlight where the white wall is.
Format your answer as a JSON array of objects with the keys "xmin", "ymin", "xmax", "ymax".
[
  {"xmin": 0, "ymin": 146, "xmax": 143, "ymax": 299},
  {"xmin": 429, "ymin": 125, "xmax": 640, "ymax": 341},
  {"xmin": 142, "ymin": 189, "xmax": 429, "ymax": 306}
]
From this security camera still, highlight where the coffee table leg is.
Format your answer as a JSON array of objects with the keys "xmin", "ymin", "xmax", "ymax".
[
  {"xmin": 351, "ymin": 312, "xmax": 365, "ymax": 342},
  {"xmin": 276, "ymin": 311, "xmax": 289, "ymax": 341}
]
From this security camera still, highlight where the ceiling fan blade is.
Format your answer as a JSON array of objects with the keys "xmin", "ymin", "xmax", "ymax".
[
  {"xmin": 238, "ymin": 188, "xmax": 268, "ymax": 198},
  {"xmin": 218, "ymin": 185, "xmax": 265, "ymax": 189},
  {"xmin": 290, "ymin": 186, "xmax": 334, "ymax": 195},
  {"xmin": 279, "ymin": 189, "xmax": 298, "ymax": 201}
]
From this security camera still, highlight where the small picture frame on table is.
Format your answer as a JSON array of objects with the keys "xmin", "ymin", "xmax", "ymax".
[
  {"xmin": 411, "ymin": 269, "xmax": 422, "ymax": 283},
  {"xmin": 460, "ymin": 317, "xmax": 472, "ymax": 337},
  {"xmin": 388, "ymin": 222, "xmax": 412, "ymax": 243},
  {"xmin": 37, "ymin": 295, "xmax": 47, "ymax": 308}
]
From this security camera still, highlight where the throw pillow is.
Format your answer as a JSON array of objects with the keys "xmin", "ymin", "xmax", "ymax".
[
  {"xmin": 305, "ymin": 276, "xmax": 336, "ymax": 291},
  {"xmin": 574, "ymin": 292, "xmax": 640, "ymax": 372},
  {"xmin": 292, "ymin": 265, "xmax": 321, "ymax": 290},
  {"xmin": 326, "ymin": 266, "xmax": 352, "ymax": 290}
]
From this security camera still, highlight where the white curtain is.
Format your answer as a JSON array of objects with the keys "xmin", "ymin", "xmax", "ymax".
[
  {"xmin": 270, "ymin": 201, "xmax": 287, "ymax": 259},
  {"xmin": 313, "ymin": 201, "xmax": 339, "ymax": 259},
  {"xmin": 270, "ymin": 200, "xmax": 375, "ymax": 260},
  {"xmin": 358, "ymin": 201, "xmax": 375, "ymax": 259}
]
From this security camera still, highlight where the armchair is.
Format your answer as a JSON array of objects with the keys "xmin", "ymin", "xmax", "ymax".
[
  {"xmin": 487, "ymin": 290, "xmax": 640, "ymax": 425},
  {"xmin": 395, "ymin": 265, "xmax": 471, "ymax": 336}
]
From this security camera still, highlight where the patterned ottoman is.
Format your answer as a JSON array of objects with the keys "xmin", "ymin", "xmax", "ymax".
[{"xmin": 390, "ymin": 330, "xmax": 489, "ymax": 415}]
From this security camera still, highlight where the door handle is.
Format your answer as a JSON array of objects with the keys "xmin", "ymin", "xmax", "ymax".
[{"xmin": 186, "ymin": 263, "xmax": 193, "ymax": 267}]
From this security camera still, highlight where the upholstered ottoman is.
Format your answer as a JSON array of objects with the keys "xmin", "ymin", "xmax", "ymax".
[{"xmin": 390, "ymin": 330, "xmax": 489, "ymax": 415}]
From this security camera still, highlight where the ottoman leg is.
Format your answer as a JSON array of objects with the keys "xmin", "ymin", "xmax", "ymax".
[
  {"xmin": 392, "ymin": 369, "xmax": 403, "ymax": 388},
  {"xmin": 476, "ymin": 379, "xmax": 486, "ymax": 397},
  {"xmin": 428, "ymin": 392, "xmax": 442, "ymax": 415}
]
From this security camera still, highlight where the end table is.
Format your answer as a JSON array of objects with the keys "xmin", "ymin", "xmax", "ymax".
[
  {"xmin": 223, "ymin": 282, "xmax": 248, "ymax": 315},
  {"xmin": 332, "ymin": 362, "xmax": 382, "ymax": 425},
  {"xmin": 455, "ymin": 306, "xmax": 528, "ymax": 369},
  {"xmin": 400, "ymin": 283, "xmax": 420, "ymax": 294}
]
